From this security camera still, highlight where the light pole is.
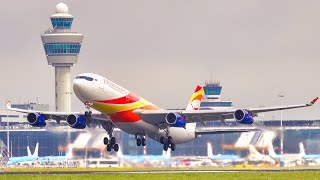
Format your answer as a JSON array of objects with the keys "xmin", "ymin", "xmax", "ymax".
[
  {"xmin": 278, "ymin": 94, "xmax": 284, "ymax": 155},
  {"xmin": 6, "ymin": 109, "xmax": 9, "ymax": 157}
]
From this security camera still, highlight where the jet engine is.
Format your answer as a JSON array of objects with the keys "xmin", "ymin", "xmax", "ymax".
[
  {"xmin": 234, "ymin": 109, "xmax": 254, "ymax": 124},
  {"xmin": 66, "ymin": 114, "xmax": 86, "ymax": 129},
  {"xmin": 165, "ymin": 113, "xmax": 186, "ymax": 128},
  {"xmin": 27, "ymin": 113, "xmax": 46, "ymax": 127}
]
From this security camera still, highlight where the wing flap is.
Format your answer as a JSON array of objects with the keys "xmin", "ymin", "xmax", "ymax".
[{"xmin": 195, "ymin": 127, "xmax": 260, "ymax": 135}]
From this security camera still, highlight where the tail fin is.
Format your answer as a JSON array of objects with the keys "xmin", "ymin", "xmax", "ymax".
[
  {"xmin": 27, "ymin": 146, "xmax": 32, "ymax": 157},
  {"xmin": 185, "ymin": 86, "xmax": 203, "ymax": 131},
  {"xmin": 33, "ymin": 143, "xmax": 39, "ymax": 157},
  {"xmin": 248, "ymin": 145, "xmax": 262, "ymax": 156},
  {"xmin": 186, "ymin": 85, "xmax": 204, "ymax": 110},
  {"xmin": 299, "ymin": 142, "xmax": 306, "ymax": 156},
  {"xmin": 207, "ymin": 143, "xmax": 213, "ymax": 158},
  {"xmin": 268, "ymin": 141, "xmax": 276, "ymax": 157}
]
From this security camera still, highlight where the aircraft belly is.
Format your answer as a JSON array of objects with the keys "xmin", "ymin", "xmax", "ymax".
[{"xmin": 114, "ymin": 121, "xmax": 196, "ymax": 144}]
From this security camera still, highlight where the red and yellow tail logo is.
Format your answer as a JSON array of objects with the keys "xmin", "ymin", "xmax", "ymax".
[{"xmin": 186, "ymin": 85, "xmax": 204, "ymax": 110}]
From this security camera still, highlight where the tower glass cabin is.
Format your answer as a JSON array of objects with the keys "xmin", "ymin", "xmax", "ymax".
[
  {"xmin": 41, "ymin": 3, "xmax": 83, "ymax": 112},
  {"xmin": 200, "ymin": 80, "xmax": 233, "ymax": 108}
]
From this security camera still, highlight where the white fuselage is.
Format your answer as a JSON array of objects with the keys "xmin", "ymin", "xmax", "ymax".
[{"xmin": 73, "ymin": 73, "xmax": 196, "ymax": 144}]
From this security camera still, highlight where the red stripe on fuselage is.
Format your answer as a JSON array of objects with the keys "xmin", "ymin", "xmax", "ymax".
[
  {"xmin": 97, "ymin": 92, "xmax": 140, "ymax": 104},
  {"xmin": 108, "ymin": 110, "xmax": 141, "ymax": 123}
]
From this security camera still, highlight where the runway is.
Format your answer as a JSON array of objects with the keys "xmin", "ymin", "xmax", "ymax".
[{"xmin": 1, "ymin": 169, "xmax": 320, "ymax": 175}]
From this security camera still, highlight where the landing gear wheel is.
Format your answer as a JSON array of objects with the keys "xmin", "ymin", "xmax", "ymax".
[
  {"xmin": 114, "ymin": 144, "xmax": 119, "ymax": 152},
  {"xmin": 85, "ymin": 111, "xmax": 92, "ymax": 117},
  {"xmin": 163, "ymin": 143, "xmax": 169, "ymax": 151},
  {"xmin": 171, "ymin": 143, "xmax": 176, "ymax": 151},
  {"xmin": 167, "ymin": 136, "xmax": 173, "ymax": 145},
  {"xmin": 103, "ymin": 137, "xmax": 108, "ymax": 145},
  {"xmin": 137, "ymin": 138, "xmax": 142, "ymax": 146},
  {"xmin": 160, "ymin": 137, "xmax": 166, "ymax": 144},
  {"xmin": 110, "ymin": 137, "xmax": 116, "ymax": 145},
  {"xmin": 142, "ymin": 138, "xmax": 146, "ymax": 146},
  {"xmin": 107, "ymin": 144, "xmax": 112, "ymax": 152}
]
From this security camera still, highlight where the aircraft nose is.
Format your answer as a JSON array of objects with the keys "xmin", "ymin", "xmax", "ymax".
[{"xmin": 73, "ymin": 79, "xmax": 88, "ymax": 102}]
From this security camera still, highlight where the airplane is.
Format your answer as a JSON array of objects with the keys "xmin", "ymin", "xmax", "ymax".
[
  {"xmin": 268, "ymin": 141, "xmax": 302, "ymax": 164},
  {"xmin": 299, "ymin": 142, "xmax": 320, "ymax": 162},
  {"xmin": 7, "ymin": 143, "xmax": 39, "ymax": 165},
  {"xmin": 268, "ymin": 141, "xmax": 283, "ymax": 161},
  {"xmin": 247, "ymin": 144, "xmax": 275, "ymax": 164},
  {"xmin": 7, "ymin": 73, "xmax": 318, "ymax": 152},
  {"xmin": 207, "ymin": 142, "xmax": 242, "ymax": 163}
]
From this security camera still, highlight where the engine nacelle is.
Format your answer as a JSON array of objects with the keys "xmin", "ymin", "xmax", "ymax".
[
  {"xmin": 27, "ymin": 113, "xmax": 46, "ymax": 127},
  {"xmin": 66, "ymin": 114, "xmax": 86, "ymax": 129},
  {"xmin": 165, "ymin": 113, "xmax": 186, "ymax": 128},
  {"xmin": 234, "ymin": 109, "xmax": 254, "ymax": 124}
]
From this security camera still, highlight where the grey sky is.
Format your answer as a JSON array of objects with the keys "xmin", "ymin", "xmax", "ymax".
[{"xmin": 0, "ymin": 1, "xmax": 319, "ymax": 120}]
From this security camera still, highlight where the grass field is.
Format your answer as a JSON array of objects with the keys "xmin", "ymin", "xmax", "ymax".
[
  {"xmin": 3, "ymin": 166, "xmax": 320, "ymax": 172},
  {"xmin": 0, "ymin": 167, "xmax": 320, "ymax": 179},
  {"xmin": 1, "ymin": 172, "xmax": 320, "ymax": 180}
]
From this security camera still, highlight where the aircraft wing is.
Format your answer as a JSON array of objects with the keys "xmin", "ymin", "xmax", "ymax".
[
  {"xmin": 133, "ymin": 97, "xmax": 318, "ymax": 126},
  {"xmin": 6, "ymin": 107, "xmax": 110, "ymax": 123}
]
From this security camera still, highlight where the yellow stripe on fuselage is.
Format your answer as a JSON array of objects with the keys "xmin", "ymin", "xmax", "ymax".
[{"xmin": 92, "ymin": 98, "xmax": 154, "ymax": 114}]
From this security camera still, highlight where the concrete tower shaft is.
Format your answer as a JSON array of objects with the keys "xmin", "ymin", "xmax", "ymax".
[
  {"xmin": 41, "ymin": 3, "xmax": 83, "ymax": 112},
  {"xmin": 55, "ymin": 66, "xmax": 71, "ymax": 112}
]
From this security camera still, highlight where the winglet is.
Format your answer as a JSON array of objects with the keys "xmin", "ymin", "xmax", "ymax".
[{"xmin": 306, "ymin": 97, "xmax": 318, "ymax": 106}]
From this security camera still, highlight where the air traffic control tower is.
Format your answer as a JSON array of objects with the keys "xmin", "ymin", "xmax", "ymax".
[{"xmin": 41, "ymin": 3, "xmax": 83, "ymax": 112}]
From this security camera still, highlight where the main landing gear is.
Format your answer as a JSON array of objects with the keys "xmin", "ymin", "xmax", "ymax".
[
  {"xmin": 160, "ymin": 136, "xmax": 176, "ymax": 151},
  {"xmin": 135, "ymin": 135, "xmax": 147, "ymax": 147},
  {"xmin": 100, "ymin": 121, "xmax": 119, "ymax": 152},
  {"xmin": 104, "ymin": 136, "xmax": 119, "ymax": 152}
]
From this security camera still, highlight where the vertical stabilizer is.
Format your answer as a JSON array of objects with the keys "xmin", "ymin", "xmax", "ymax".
[
  {"xmin": 299, "ymin": 142, "xmax": 306, "ymax": 156},
  {"xmin": 27, "ymin": 146, "xmax": 32, "ymax": 157},
  {"xmin": 207, "ymin": 143, "xmax": 213, "ymax": 158},
  {"xmin": 186, "ymin": 85, "xmax": 204, "ymax": 111},
  {"xmin": 268, "ymin": 141, "xmax": 276, "ymax": 157},
  {"xmin": 186, "ymin": 86, "xmax": 204, "ymax": 131},
  {"xmin": 33, "ymin": 143, "xmax": 39, "ymax": 157},
  {"xmin": 249, "ymin": 145, "xmax": 262, "ymax": 157}
]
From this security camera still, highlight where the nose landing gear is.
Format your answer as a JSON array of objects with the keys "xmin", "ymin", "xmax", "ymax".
[{"xmin": 84, "ymin": 101, "xmax": 93, "ymax": 117}]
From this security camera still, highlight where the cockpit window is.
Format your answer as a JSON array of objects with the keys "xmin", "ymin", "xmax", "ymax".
[{"xmin": 76, "ymin": 76, "xmax": 94, "ymax": 81}]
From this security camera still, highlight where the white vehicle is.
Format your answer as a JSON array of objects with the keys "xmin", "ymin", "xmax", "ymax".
[
  {"xmin": 7, "ymin": 73, "xmax": 318, "ymax": 152},
  {"xmin": 86, "ymin": 158, "xmax": 120, "ymax": 168}
]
